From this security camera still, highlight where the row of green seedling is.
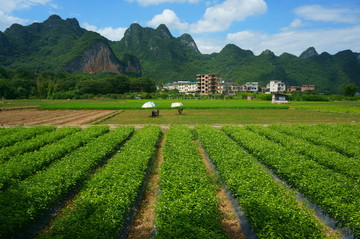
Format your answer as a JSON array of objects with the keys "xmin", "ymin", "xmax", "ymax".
[
  {"xmin": 155, "ymin": 126, "xmax": 226, "ymax": 239},
  {"xmin": 301, "ymin": 124, "xmax": 360, "ymax": 151},
  {"xmin": 0, "ymin": 126, "xmax": 134, "ymax": 238},
  {"xmin": 316, "ymin": 123, "xmax": 360, "ymax": 142},
  {"xmin": 223, "ymin": 126, "xmax": 360, "ymax": 238},
  {"xmin": 247, "ymin": 125, "xmax": 360, "ymax": 181},
  {"xmin": 0, "ymin": 126, "xmax": 81, "ymax": 163},
  {"xmin": 0, "ymin": 126, "xmax": 109, "ymax": 191},
  {"xmin": 38, "ymin": 126, "xmax": 159, "ymax": 239},
  {"xmin": 0, "ymin": 126, "xmax": 24, "ymax": 136},
  {"xmin": 270, "ymin": 124, "xmax": 360, "ymax": 159},
  {"xmin": 324, "ymin": 123, "xmax": 360, "ymax": 140},
  {"xmin": 196, "ymin": 126, "xmax": 328, "ymax": 239},
  {"xmin": 0, "ymin": 125, "xmax": 55, "ymax": 148}
]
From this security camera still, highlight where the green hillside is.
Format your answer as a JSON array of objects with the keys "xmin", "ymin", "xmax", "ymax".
[{"xmin": 0, "ymin": 15, "xmax": 359, "ymax": 94}]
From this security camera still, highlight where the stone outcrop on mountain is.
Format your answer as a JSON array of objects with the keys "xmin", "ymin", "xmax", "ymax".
[
  {"xmin": 179, "ymin": 34, "xmax": 200, "ymax": 53},
  {"xmin": 300, "ymin": 47, "xmax": 319, "ymax": 58},
  {"xmin": 63, "ymin": 41, "xmax": 122, "ymax": 74},
  {"xmin": 0, "ymin": 15, "xmax": 359, "ymax": 94}
]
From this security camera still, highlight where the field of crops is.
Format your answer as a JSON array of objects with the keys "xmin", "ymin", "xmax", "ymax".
[
  {"xmin": 36, "ymin": 99, "xmax": 289, "ymax": 110},
  {"xmin": 0, "ymin": 124, "xmax": 359, "ymax": 238}
]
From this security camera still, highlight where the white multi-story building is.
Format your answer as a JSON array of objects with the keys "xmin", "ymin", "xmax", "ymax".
[
  {"xmin": 161, "ymin": 76, "xmax": 261, "ymax": 95},
  {"xmin": 218, "ymin": 82, "xmax": 243, "ymax": 95},
  {"xmin": 268, "ymin": 80, "xmax": 286, "ymax": 93},
  {"xmin": 162, "ymin": 81, "xmax": 197, "ymax": 94},
  {"xmin": 245, "ymin": 82, "xmax": 258, "ymax": 92}
]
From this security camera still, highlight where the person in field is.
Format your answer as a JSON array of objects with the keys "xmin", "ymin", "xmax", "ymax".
[{"xmin": 151, "ymin": 109, "xmax": 160, "ymax": 117}]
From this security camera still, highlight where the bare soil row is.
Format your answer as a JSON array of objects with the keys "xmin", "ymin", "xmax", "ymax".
[
  {"xmin": 126, "ymin": 130, "xmax": 245, "ymax": 239},
  {"xmin": 0, "ymin": 110, "xmax": 117, "ymax": 126}
]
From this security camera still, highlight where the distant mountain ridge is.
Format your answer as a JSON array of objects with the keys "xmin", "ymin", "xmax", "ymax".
[
  {"xmin": 0, "ymin": 15, "xmax": 141, "ymax": 75},
  {"xmin": 0, "ymin": 15, "xmax": 359, "ymax": 94}
]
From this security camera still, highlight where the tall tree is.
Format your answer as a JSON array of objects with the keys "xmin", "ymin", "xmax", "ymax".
[{"xmin": 343, "ymin": 83, "xmax": 358, "ymax": 96}]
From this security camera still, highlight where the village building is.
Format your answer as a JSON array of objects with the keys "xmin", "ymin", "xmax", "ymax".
[
  {"xmin": 272, "ymin": 94, "xmax": 290, "ymax": 104},
  {"xmin": 301, "ymin": 85, "xmax": 315, "ymax": 92},
  {"xmin": 196, "ymin": 74, "xmax": 222, "ymax": 95},
  {"xmin": 218, "ymin": 82, "xmax": 243, "ymax": 95},
  {"xmin": 267, "ymin": 80, "xmax": 286, "ymax": 93},
  {"xmin": 287, "ymin": 86, "xmax": 301, "ymax": 92},
  {"xmin": 287, "ymin": 85, "xmax": 316, "ymax": 92},
  {"xmin": 161, "ymin": 81, "xmax": 197, "ymax": 94},
  {"xmin": 160, "ymin": 74, "xmax": 261, "ymax": 95},
  {"xmin": 244, "ymin": 82, "xmax": 259, "ymax": 93}
]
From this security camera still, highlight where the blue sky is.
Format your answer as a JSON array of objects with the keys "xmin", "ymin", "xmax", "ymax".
[{"xmin": 1, "ymin": 0, "xmax": 360, "ymax": 56}]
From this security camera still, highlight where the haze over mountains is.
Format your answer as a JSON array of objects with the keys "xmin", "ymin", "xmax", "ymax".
[{"xmin": 0, "ymin": 15, "xmax": 359, "ymax": 94}]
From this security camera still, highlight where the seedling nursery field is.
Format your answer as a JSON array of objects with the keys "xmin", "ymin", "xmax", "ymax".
[{"xmin": 1, "ymin": 99, "xmax": 360, "ymax": 238}]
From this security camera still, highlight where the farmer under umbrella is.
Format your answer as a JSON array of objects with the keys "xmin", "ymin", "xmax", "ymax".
[
  {"xmin": 141, "ymin": 101, "xmax": 157, "ymax": 116},
  {"xmin": 171, "ymin": 102, "xmax": 183, "ymax": 114}
]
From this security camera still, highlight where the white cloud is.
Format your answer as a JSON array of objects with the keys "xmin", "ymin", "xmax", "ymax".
[
  {"xmin": 83, "ymin": 23, "xmax": 127, "ymax": 41},
  {"xmin": 49, "ymin": 3, "xmax": 61, "ymax": 10},
  {"xmin": 295, "ymin": 5, "xmax": 360, "ymax": 24},
  {"xmin": 193, "ymin": 37, "xmax": 224, "ymax": 54},
  {"xmin": 226, "ymin": 26, "xmax": 360, "ymax": 56},
  {"xmin": 0, "ymin": 10, "xmax": 27, "ymax": 30},
  {"xmin": 281, "ymin": 18, "xmax": 306, "ymax": 31},
  {"xmin": 0, "ymin": 0, "xmax": 51, "ymax": 13},
  {"xmin": 226, "ymin": 30, "xmax": 266, "ymax": 53},
  {"xmin": 147, "ymin": 9, "xmax": 188, "ymax": 30},
  {"xmin": 127, "ymin": 0, "xmax": 200, "ymax": 7},
  {"xmin": 145, "ymin": 0, "xmax": 266, "ymax": 34},
  {"xmin": 0, "ymin": 0, "xmax": 53, "ymax": 31},
  {"xmin": 189, "ymin": 0, "xmax": 267, "ymax": 33}
]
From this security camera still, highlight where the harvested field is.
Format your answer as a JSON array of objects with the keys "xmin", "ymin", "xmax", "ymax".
[{"xmin": 0, "ymin": 110, "xmax": 117, "ymax": 126}]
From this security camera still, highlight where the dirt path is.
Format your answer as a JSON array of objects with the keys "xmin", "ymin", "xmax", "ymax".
[
  {"xmin": 127, "ymin": 128, "xmax": 245, "ymax": 239},
  {"xmin": 127, "ymin": 130, "xmax": 165, "ymax": 239},
  {"xmin": 197, "ymin": 141, "xmax": 246, "ymax": 239}
]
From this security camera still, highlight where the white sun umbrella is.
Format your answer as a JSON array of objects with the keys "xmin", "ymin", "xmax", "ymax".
[
  {"xmin": 171, "ymin": 102, "xmax": 183, "ymax": 108},
  {"xmin": 142, "ymin": 101, "xmax": 157, "ymax": 108}
]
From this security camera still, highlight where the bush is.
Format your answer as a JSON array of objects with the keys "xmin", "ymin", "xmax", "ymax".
[
  {"xmin": 301, "ymin": 94, "xmax": 329, "ymax": 101},
  {"xmin": 256, "ymin": 94, "xmax": 272, "ymax": 101}
]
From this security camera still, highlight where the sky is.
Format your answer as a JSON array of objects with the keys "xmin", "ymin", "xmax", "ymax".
[{"xmin": 0, "ymin": 0, "xmax": 360, "ymax": 56}]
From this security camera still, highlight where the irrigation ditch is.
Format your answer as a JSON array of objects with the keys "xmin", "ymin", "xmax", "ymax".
[
  {"xmin": 118, "ymin": 130, "xmax": 164, "ymax": 239},
  {"xmin": 197, "ymin": 140, "xmax": 247, "ymax": 239},
  {"xmin": 222, "ymin": 127, "xmax": 356, "ymax": 239},
  {"xmin": 127, "ymin": 130, "xmax": 165, "ymax": 239},
  {"xmin": 196, "ymin": 139, "xmax": 257, "ymax": 239}
]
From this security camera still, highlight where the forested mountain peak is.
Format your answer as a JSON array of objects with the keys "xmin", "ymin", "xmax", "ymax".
[
  {"xmin": 300, "ymin": 47, "xmax": 319, "ymax": 58},
  {"xmin": 156, "ymin": 24, "xmax": 172, "ymax": 39},
  {"xmin": 0, "ymin": 15, "xmax": 140, "ymax": 74},
  {"xmin": 178, "ymin": 33, "xmax": 199, "ymax": 53}
]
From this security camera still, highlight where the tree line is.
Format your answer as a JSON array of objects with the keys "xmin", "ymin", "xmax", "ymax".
[
  {"xmin": 0, "ymin": 67, "xmax": 156, "ymax": 99},
  {"xmin": 0, "ymin": 67, "xmax": 358, "ymax": 100}
]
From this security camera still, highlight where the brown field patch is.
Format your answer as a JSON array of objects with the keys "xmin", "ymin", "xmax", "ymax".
[{"xmin": 0, "ymin": 110, "xmax": 117, "ymax": 126}]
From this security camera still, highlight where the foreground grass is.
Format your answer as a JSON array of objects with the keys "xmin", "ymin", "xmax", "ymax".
[{"xmin": 100, "ymin": 109, "xmax": 360, "ymax": 125}]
